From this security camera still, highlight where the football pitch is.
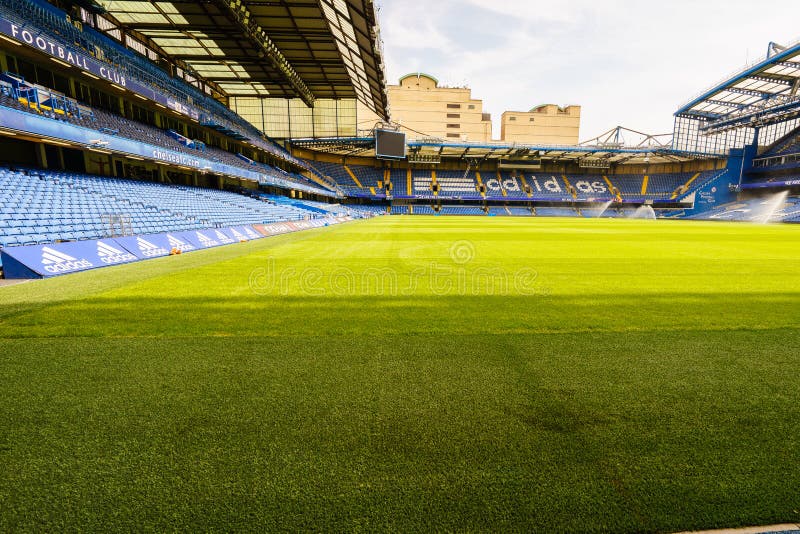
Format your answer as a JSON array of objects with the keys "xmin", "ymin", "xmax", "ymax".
[{"xmin": 2, "ymin": 216, "xmax": 800, "ymax": 532}]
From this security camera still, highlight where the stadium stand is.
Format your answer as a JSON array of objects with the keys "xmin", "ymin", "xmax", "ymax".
[
  {"xmin": 686, "ymin": 194, "xmax": 800, "ymax": 223},
  {"xmin": 302, "ymin": 161, "xmax": 725, "ymax": 212},
  {"xmin": 435, "ymin": 171, "xmax": 481, "ymax": 198},
  {"xmin": 0, "ymin": 81, "xmax": 332, "ymax": 196},
  {"xmin": 535, "ymin": 207, "xmax": 581, "ymax": 218},
  {"xmin": 763, "ymin": 129, "xmax": 800, "ymax": 157},
  {"xmin": 413, "ymin": 205, "xmax": 436, "ymax": 215},
  {"xmin": 439, "ymin": 206, "xmax": 485, "ymax": 216},
  {"xmin": 0, "ymin": 169, "xmax": 332, "ymax": 248},
  {"xmin": 412, "ymin": 169, "xmax": 436, "ymax": 198},
  {"xmin": 391, "ymin": 205, "xmax": 409, "ymax": 215},
  {"xmin": 0, "ymin": 0, "xmax": 306, "ymax": 168},
  {"xmin": 302, "ymin": 161, "xmax": 373, "ymax": 197}
]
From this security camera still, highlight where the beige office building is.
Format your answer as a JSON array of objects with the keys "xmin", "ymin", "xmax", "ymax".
[
  {"xmin": 358, "ymin": 73, "xmax": 492, "ymax": 142},
  {"xmin": 501, "ymin": 105, "xmax": 581, "ymax": 145},
  {"xmin": 358, "ymin": 73, "xmax": 581, "ymax": 145}
]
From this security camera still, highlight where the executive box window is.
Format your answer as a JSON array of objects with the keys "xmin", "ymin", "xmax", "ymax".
[
  {"xmin": 447, "ymin": 124, "xmax": 461, "ymax": 129},
  {"xmin": 447, "ymin": 104, "xmax": 461, "ymax": 109},
  {"xmin": 447, "ymin": 113, "xmax": 461, "ymax": 119}
]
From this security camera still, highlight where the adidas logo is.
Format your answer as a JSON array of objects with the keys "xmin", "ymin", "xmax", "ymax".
[
  {"xmin": 97, "ymin": 241, "xmax": 137, "ymax": 265},
  {"xmin": 41, "ymin": 246, "xmax": 93, "ymax": 274},
  {"xmin": 231, "ymin": 229, "xmax": 248, "ymax": 241},
  {"xmin": 167, "ymin": 234, "xmax": 195, "ymax": 252},
  {"xmin": 214, "ymin": 230, "xmax": 235, "ymax": 244},
  {"xmin": 196, "ymin": 231, "xmax": 220, "ymax": 248},
  {"xmin": 244, "ymin": 227, "xmax": 260, "ymax": 239},
  {"xmin": 136, "ymin": 237, "xmax": 169, "ymax": 258}
]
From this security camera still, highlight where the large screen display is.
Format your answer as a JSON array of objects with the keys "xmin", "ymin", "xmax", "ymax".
[{"xmin": 375, "ymin": 130, "xmax": 406, "ymax": 160}]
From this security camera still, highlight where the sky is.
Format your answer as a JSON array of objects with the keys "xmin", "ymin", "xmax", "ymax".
[{"xmin": 374, "ymin": 0, "xmax": 800, "ymax": 142}]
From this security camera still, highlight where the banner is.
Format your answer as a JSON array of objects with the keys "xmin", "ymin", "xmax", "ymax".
[
  {"xmin": 0, "ymin": 223, "xmax": 329, "ymax": 279},
  {"xmin": 741, "ymin": 179, "xmax": 800, "ymax": 190},
  {"xmin": 114, "ymin": 234, "xmax": 172, "ymax": 260},
  {"xmin": 0, "ymin": 18, "xmax": 204, "ymax": 121},
  {"xmin": 0, "ymin": 238, "xmax": 137, "ymax": 278}
]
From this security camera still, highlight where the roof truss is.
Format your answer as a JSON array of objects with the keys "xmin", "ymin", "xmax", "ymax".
[
  {"xmin": 94, "ymin": 0, "xmax": 388, "ymax": 117},
  {"xmin": 676, "ymin": 40, "xmax": 800, "ymax": 132}
]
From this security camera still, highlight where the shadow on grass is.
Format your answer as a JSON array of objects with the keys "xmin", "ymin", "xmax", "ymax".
[
  {"xmin": 2, "ymin": 292, "xmax": 800, "ymax": 338},
  {"xmin": 1, "ymin": 332, "xmax": 799, "ymax": 532}
]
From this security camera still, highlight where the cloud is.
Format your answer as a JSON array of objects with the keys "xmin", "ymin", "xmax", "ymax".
[{"xmin": 376, "ymin": 0, "xmax": 800, "ymax": 141}]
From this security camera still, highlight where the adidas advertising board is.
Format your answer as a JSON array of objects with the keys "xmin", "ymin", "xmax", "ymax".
[
  {"xmin": 41, "ymin": 246, "xmax": 94, "ymax": 274},
  {"xmin": 227, "ymin": 227, "xmax": 250, "ymax": 241},
  {"xmin": 243, "ymin": 227, "xmax": 261, "ymax": 240},
  {"xmin": 0, "ymin": 223, "xmax": 338, "ymax": 279},
  {"xmin": 166, "ymin": 234, "xmax": 197, "ymax": 252},
  {"xmin": 96, "ymin": 241, "xmax": 137, "ymax": 265},
  {"xmin": 195, "ymin": 231, "xmax": 221, "ymax": 249},
  {"xmin": 1, "ymin": 241, "xmax": 104, "ymax": 277},
  {"xmin": 114, "ymin": 234, "xmax": 172, "ymax": 260},
  {"xmin": 214, "ymin": 230, "xmax": 235, "ymax": 245},
  {"xmin": 136, "ymin": 236, "xmax": 170, "ymax": 258}
]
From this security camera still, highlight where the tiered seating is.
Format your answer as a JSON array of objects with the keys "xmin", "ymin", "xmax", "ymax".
[
  {"xmin": 535, "ymin": 207, "xmax": 580, "ymax": 217},
  {"xmin": 435, "ymin": 171, "xmax": 479, "ymax": 197},
  {"xmin": 489, "ymin": 172, "xmax": 526, "ymax": 199},
  {"xmin": 261, "ymin": 195, "xmax": 343, "ymax": 216},
  {"xmin": 646, "ymin": 174, "xmax": 691, "ymax": 197},
  {"xmin": 764, "ymin": 130, "xmax": 800, "ymax": 157},
  {"xmin": 519, "ymin": 174, "xmax": 572, "ymax": 200},
  {"xmin": 391, "ymin": 205, "xmax": 410, "ymax": 215},
  {"xmin": 343, "ymin": 205, "xmax": 387, "ymax": 218},
  {"xmin": 349, "ymin": 165, "xmax": 386, "ymax": 197},
  {"xmin": 609, "ymin": 175, "xmax": 644, "ymax": 197},
  {"xmin": 389, "ymin": 170, "xmax": 407, "ymax": 196},
  {"xmin": 0, "ymin": 169, "xmax": 326, "ymax": 248},
  {"xmin": 439, "ymin": 206, "xmax": 485, "ymax": 216},
  {"xmin": 0, "ymin": 87, "xmax": 331, "ymax": 195},
  {"xmin": 509, "ymin": 207, "xmax": 533, "ymax": 216},
  {"xmin": 687, "ymin": 194, "xmax": 800, "ymax": 222},
  {"xmin": 780, "ymin": 196, "xmax": 800, "ymax": 222},
  {"xmin": 413, "ymin": 170, "xmax": 435, "ymax": 198},
  {"xmin": 0, "ymin": 0, "xmax": 304, "ymax": 168},
  {"xmin": 303, "ymin": 161, "xmax": 379, "ymax": 197},
  {"xmin": 292, "ymin": 161, "xmax": 723, "ymax": 204},
  {"xmin": 414, "ymin": 205, "xmax": 436, "ymax": 215}
]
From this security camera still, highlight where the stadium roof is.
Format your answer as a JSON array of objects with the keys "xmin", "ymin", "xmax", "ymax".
[
  {"xmin": 289, "ymin": 136, "xmax": 708, "ymax": 165},
  {"xmin": 676, "ymin": 40, "xmax": 800, "ymax": 134},
  {"xmin": 94, "ymin": 0, "xmax": 389, "ymax": 118}
]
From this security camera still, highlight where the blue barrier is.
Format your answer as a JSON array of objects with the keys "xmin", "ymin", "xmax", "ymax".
[
  {"xmin": 0, "ymin": 220, "xmax": 347, "ymax": 279},
  {"xmin": 0, "ymin": 238, "xmax": 138, "ymax": 278},
  {"xmin": 0, "ymin": 225, "xmax": 264, "ymax": 279},
  {"xmin": 114, "ymin": 234, "xmax": 172, "ymax": 260}
]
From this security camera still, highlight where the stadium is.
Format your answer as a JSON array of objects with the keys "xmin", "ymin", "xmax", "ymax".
[{"xmin": 0, "ymin": 0, "xmax": 799, "ymax": 532}]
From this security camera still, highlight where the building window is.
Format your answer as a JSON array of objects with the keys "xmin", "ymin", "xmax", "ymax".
[
  {"xmin": 529, "ymin": 118, "xmax": 535, "ymax": 122},
  {"xmin": 447, "ymin": 113, "xmax": 460, "ymax": 119},
  {"xmin": 447, "ymin": 124, "xmax": 460, "ymax": 129},
  {"xmin": 468, "ymin": 105, "xmax": 475, "ymax": 110},
  {"xmin": 447, "ymin": 133, "xmax": 460, "ymax": 138},
  {"xmin": 447, "ymin": 104, "xmax": 461, "ymax": 109},
  {"xmin": 509, "ymin": 116, "xmax": 517, "ymax": 121}
]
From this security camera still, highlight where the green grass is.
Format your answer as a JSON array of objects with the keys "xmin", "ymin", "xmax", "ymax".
[{"xmin": 2, "ymin": 216, "xmax": 800, "ymax": 532}]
